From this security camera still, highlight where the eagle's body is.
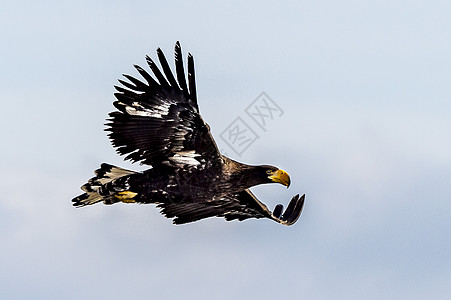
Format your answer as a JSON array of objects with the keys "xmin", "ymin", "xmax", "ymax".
[{"xmin": 73, "ymin": 42, "xmax": 304, "ymax": 225}]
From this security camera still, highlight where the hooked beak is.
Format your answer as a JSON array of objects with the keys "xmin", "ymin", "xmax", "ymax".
[{"xmin": 269, "ymin": 169, "xmax": 291, "ymax": 188}]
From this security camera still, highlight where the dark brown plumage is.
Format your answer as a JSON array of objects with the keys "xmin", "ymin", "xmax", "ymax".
[{"xmin": 72, "ymin": 42, "xmax": 304, "ymax": 225}]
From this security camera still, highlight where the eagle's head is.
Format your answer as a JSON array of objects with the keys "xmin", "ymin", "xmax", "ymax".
[{"xmin": 257, "ymin": 165, "xmax": 291, "ymax": 188}]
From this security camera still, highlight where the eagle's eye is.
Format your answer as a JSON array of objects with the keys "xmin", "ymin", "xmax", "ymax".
[{"xmin": 266, "ymin": 169, "xmax": 272, "ymax": 175}]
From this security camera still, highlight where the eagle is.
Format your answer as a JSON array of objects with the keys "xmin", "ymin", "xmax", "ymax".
[{"xmin": 72, "ymin": 42, "xmax": 305, "ymax": 225}]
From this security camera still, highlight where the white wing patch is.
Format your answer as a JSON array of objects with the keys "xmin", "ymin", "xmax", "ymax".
[
  {"xmin": 168, "ymin": 150, "xmax": 201, "ymax": 166},
  {"xmin": 123, "ymin": 101, "xmax": 172, "ymax": 118}
]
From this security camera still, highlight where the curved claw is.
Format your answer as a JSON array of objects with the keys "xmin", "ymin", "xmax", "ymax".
[
  {"xmin": 271, "ymin": 194, "xmax": 305, "ymax": 225},
  {"xmin": 273, "ymin": 204, "xmax": 284, "ymax": 219}
]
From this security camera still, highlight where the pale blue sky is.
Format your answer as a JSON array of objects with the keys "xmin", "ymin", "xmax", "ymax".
[{"xmin": 1, "ymin": 0, "xmax": 450, "ymax": 299}]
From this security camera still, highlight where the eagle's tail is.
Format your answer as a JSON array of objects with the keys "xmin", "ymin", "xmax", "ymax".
[{"xmin": 72, "ymin": 163, "xmax": 138, "ymax": 207}]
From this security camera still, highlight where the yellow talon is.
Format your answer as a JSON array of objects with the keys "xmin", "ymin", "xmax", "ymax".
[{"xmin": 115, "ymin": 191, "xmax": 138, "ymax": 203}]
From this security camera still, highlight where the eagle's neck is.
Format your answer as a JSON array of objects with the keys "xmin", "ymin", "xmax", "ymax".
[{"xmin": 222, "ymin": 157, "xmax": 268, "ymax": 191}]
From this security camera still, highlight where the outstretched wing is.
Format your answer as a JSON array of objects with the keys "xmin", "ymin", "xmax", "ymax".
[
  {"xmin": 106, "ymin": 42, "xmax": 221, "ymax": 167},
  {"xmin": 222, "ymin": 190, "xmax": 305, "ymax": 225},
  {"xmin": 158, "ymin": 190, "xmax": 305, "ymax": 225}
]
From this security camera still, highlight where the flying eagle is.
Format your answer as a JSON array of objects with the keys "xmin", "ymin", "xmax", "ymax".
[{"xmin": 72, "ymin": 42, "xmax": 305, "ymax": 225}]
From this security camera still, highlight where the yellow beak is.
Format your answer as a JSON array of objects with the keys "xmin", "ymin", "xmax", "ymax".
[{"xmin": 269, "ymin": 169, "xmax": 291, "ymax": 188}]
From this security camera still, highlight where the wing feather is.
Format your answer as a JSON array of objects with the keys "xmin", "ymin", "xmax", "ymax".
[
  {"xmin": 134, "ymin": 65, "xmax": 158, "ymax": 87},
  {"xmin": 106, "ymin": 42, "xmax": 220, "ymax": 167},
  {"xmin": 157, "ymin": 190, "xmax": 305, "ymax": 225},
  {"xmin": 174, "ymin": 41, "xmax": 188, "ymax": 97},
  {"xmin": 121, "ymin": 74, "xmax": 148, "ymax": 92},
  {"xmin": 187, "ymin": 53, "xmax": 197, "ymax": 109},
  {"xmin": 157, "ymin": 48, "xmax": 178, "ymax": 88},
  {"xmin": 145, "ymin": 55, "xmax": 169, "ymax": 87}
]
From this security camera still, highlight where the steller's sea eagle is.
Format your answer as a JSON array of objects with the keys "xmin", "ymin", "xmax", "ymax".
[{"xmin": 72, "ymin": 42, "xmax": 305, "ymax": 225}]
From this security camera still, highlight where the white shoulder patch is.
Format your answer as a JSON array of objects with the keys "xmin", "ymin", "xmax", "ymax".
[
  {"xmin": 123, "ymin": 101, "xmax": 172, "ymax": 118},
  {"xmin": 168, "ymin": 150, "xmax": 201, "ymax": 166}
]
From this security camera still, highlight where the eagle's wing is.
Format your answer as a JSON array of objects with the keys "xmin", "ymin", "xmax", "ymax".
[
  {"xmin": 106, "ymin": 42, "xmax": 221, "ymax": 167},
  {"xmin": 158, "ymin": 190, "xmax": 305, "ymax": 225},
  {"xmin": 222, "ymin": 190, "xmax": 305, "ymax": 225}
]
